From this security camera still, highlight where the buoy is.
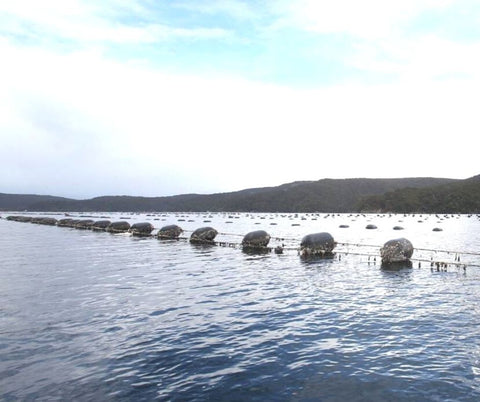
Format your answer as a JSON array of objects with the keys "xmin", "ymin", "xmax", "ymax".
[
  {"xmin": 242, "ymin": 230, "xmax": 271, "ymax": 248},
  {"xmin": 92, "ymin": 220, "xmax": 111, "ymax": 231},
  {"xmin": 300, "ymin": 232, "xmax": 335, "ymax": 258},
  {"xmin": 380, "ymin": 238, "xmax": 413, "ymax": 265},
  {"xmin": 157, "ymin": 224, "xmax": 183, "ymax": 239},
  {"xmin": 129, "ymin": 222, "xmax": 154, "ymax": 236},
  {"xmin": 190, "ymin": 227, "xmax": 218, "ymax": 244},
  {"xmin": 57, "ymin": 218, "xmax": 74, "ymax": 227},
  {"xmin": 32, "ymin": 217, "xmax": 57, "ymax": 225},
  {"xmin": 106, "ymin": 221, "xmax": 131, "ymax": 233},
  {"xmin": 7, "ymin": 215, "xmax": 33, "ymax": 223},
  {"xmin": 75, "ymin": 220, "xmax": 95, "ymax": 230}
]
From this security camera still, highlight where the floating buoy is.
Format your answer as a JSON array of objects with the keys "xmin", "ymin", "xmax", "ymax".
[
  {"xmin": 365, "ymin": 224, "xmax": 377, "ymax": 230},
  {"xmin": 6, "ymin": 215, "xmax": 32, "ymax": 222},
  {"xmin": 300, "ymin": 232, "xmax": 335, "ymax": 258},
  {"xmin": 59, "ymin": 219, "xmax": 81, "ymax": 228},
  {"xmin": 432, "ymin": 227, "xmax": 443, "ymax": 232},
  {"xmin": 242, "ymin": 230, "xmax": 271, "ymax": 248},
  {"xmin": 92, "ymin": 220, "xmax": 111, "ymax": 231},
  {"xmin": 190, "ymin": 227, "xmax": 218, "ymax": 244},
  {"xmin": 75, "ymin": 220, "xmax": 95, "ymax": 230},
  {"xmin": 106, "ymin": 221, "xmax": 131, "ymax": 233},
  {"xmin": 393, "ymin": 226, "xmax": 404, "ymax": 230},
  {"xmin": 129, "ymin": 222, "xmax": 154, "ymax": 236},
  {"xmin": 157, "ymin": 224, "xmax": 183, "ymax": 239},
  {"xmin": 57, "ymin": 218, "xmax": 74, "ymax": 227},
  {"xmin": 32, "ymin": 217, "xmax": 57, "ymax": 225},
  {"xmin": 241, "ymin": 230, "xmax": 271, "ymax": 253},
  {"xmin": 380, "ymin": 238, "xmax": 413, "ymax": 265}
]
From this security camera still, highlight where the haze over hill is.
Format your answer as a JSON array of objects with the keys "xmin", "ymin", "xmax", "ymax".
[{"xmin": 1, "ymin": 176, "xmax": 469, "ymax": 213}]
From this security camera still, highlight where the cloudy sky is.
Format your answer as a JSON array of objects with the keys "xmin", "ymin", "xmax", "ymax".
[{"xmin": 1, "ymin": 1, "xmax": 479, "ymax": 199}]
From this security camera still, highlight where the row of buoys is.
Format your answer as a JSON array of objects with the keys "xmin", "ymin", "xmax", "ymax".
[
  {"xmin": 6, "ymin": 216, "xmax": 156, "ymax": 236},
  {"xmin": 2, "ymin": 215, "xmax": 425, "ymax": 267},
  {"xmin": 6, "ymin": 216, "xmax": 59, "ymax": 225},
  {"xmin": 4, "ymin": 215, "xmax": 446, "ymax": 233},
  {"xmin": 363, "ymin": 224, "xmax": 443, "ymax": 232}
]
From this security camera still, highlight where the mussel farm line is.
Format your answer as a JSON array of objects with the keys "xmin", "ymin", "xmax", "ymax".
[{"xmin": 3, "ymin": 215, "xmax": 479, "ymax": 271}]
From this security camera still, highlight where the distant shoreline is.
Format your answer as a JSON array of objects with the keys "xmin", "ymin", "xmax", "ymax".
[{"xmin": 4, "ymin": 175, "xmax": 480, "ymax": 213}]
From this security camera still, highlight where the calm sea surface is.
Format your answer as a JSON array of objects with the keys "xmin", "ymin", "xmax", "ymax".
[{"xmin": 2, "ymin": 212, "xmax": 480, "ymax": 401}]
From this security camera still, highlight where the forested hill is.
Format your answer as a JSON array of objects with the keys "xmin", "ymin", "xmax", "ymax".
[
  {"xmin": 357, "ymin": 175, "xmax": 480, "ymax": 213},
  {"xmin": 0, "ymin": 193, "xmax": 72, "ymax": 211},
  {"xmin": 0, "ymin": 177, "xmax": 456, "ymax": 213}
]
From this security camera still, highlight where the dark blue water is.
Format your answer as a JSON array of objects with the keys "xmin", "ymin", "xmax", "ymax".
[{"xmin": 2, "ymin": 213, "xmax": 480, "ymax": 401}]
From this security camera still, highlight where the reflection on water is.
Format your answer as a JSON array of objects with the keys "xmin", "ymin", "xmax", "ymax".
[
  {"xmin": 1, "ymin": 212, "xmax": 480, "ymax": 400},
  {"xmin": 380, "ymin": 260, "xmax": 413, "ymax": 271}
]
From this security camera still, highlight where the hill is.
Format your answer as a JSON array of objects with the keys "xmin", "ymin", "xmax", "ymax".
[
  {"xmin": 0, "ymin": 177, "xmax": 457, "ymax": 213},
  {"xmin": 357, "ymin": 175, "xmax": 480, "ymax": 213},
  {"xmin": 0, "ymin": 193, "xmax": 73, "ymax": 211}
]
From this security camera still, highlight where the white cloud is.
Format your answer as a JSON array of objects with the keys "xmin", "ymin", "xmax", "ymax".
[
  {"xmin": 262, "ymin": 0, "xmax": 479, "ymax": 90},
  {"xmin": 1, "ymin": 39, "xmax": 478, "ymax": 198},
  {"xmin": 174, "ymin": 0, "xmax": 257, "ymax": 20},
  {"xmin": 273, "ymin": 0, "xmax": 453, "ymax": 38},
  {"xmin": 348, "ymin": 33, "xmax": 480, "ymax": 84},
  {"xmin": 2, "ymin": 1, "xmax": 480, "ymax": 197},
  {"xmin": 0, "ymin": 0, "xmax": 231, "ymax": 46}
]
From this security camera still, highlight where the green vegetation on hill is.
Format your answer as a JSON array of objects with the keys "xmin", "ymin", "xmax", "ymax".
[
  {"xmin": 0, "ymin": 177, "xmax": 458, "ymax": 212},
  {"xmin": 357, "ymin": 175, "xmax": 480, "ymax": 213},
  {"xmin": 0, "ymin": 193, "xmax": 72, "ymax": 211}
]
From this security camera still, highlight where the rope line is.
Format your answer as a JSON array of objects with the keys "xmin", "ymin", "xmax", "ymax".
[
  {"xmin": 337, "ymin": 241, "xmax": 480, "ymax": 257},
  {"xmin": 45, "ymin": 219, "xmax": 476, "ymax": 257},
  {"xmin": 5, "ymin": 216, "xmax": 480, "ymax": 269},
  {"xmin": 168, "ymin": 237, "xmax": 480, "ymax": 268}
]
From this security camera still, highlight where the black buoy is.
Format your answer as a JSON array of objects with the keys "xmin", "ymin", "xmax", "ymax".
[
  {"xmin": 380, "ymin": 238, "xmax": 413, "ymax": 266},
  {"xmin": 300, "ymin": 232, "xmax": 335, "ymax": 258},
  {"xmin": 157, "ymin": 224, "xmax": 183, "ymax": 239},
  {"xmin": 129, "ymin": 222, "xmax": 154, "ymax": 236},
  {"xmin": 92, "ymin": 220, "xmax": 111, "ymax": 231},
  {"xmin": 190, "ymin": 227, "xmax": 218, "ymax": 244},
  {"xmin": 7, "ymin": 215, "xmax": 33, "ymax": 223},
  {"xmin": 241, "ymin": 230, "xmax": 271, "ymax": 253},
  {"xmin": 57, "ymin": 218, "xmax": 74, "ymax": 227},
  {"xmin": 242, "ymin": 230, "xmax": 271, "ymax": 248},
  {"xmin": 106, "ymin": 221, "xmax": 131, "ymax": 233},
  {"xmin": 75, "ymin": 220, "xmax": 95, "ymax": 230},
  {"xmin": 32, "ymin": 217, "xmax": 57, "ymax": 226}
]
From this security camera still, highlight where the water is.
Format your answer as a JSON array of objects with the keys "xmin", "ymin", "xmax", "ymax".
[{"xmin": 1, "ymin": 212, "xmax": 480, "ymax": 401}]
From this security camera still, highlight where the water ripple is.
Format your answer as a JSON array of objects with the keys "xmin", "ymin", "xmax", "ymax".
[{"xmin": 2, "ymin": 214, "xmax": 480, "ymax": 400}]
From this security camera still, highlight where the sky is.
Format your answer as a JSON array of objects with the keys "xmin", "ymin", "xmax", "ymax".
[{"xmin": 1, "ymin": 0, "xmax": 480, "ymax": 199}]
